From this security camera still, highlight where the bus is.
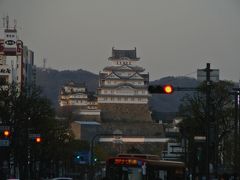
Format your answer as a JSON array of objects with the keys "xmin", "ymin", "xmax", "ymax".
[{"xmin": 105, "ymin": 154, "xmax": 185, "ymax": 180}]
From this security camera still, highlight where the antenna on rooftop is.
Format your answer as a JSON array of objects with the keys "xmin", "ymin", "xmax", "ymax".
[
  {"xmin": 2, "ymin": 16, "xmax": 6, "ymax": 28},
  {"xmin": 6, "ymin": 15, "xmax": 9, "ymax": 29},
  {"xmin": 14, "ymin": 19, "xmax": 17, "ymax": 30},
  {"xmin": 43, "ymin": 58, "xmax": 47, "ymax": 70}
]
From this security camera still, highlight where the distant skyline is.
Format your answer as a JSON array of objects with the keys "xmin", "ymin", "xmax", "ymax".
[{"xmin": 0, "ymin": 0, "xmax": 240, "ymax": 81}]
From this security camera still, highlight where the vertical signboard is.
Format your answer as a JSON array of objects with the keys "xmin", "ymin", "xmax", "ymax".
[{"xmin": 197, "ymin": 69, "xmax": 219, "ymax": 82}]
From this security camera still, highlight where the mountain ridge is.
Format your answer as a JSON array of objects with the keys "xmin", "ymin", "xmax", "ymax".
[{"xmin": 36, "ymin": 67, "xmax": 199, "ymax": 112}]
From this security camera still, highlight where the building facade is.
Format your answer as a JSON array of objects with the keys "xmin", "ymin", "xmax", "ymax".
[
  {"xmin": 0, "ymin": 17, "xmax": 35, "ymax": 91},
  {"xmin": 58, "ymin": 81, "xmax": 101, "ymax": 122},
  {"xmin": 98, "ymin": 48, "xmax": 152, "ymax": 122},
  {"xmin": 59, "ymin": 81, "xmax": 89, "ymax": 107}
]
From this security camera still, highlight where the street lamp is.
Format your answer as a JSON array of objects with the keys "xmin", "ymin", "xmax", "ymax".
[
  {"xmin": 90, "ymin": 131, "xmax": 123, "ymax": 166},
  {"xmin": 90, "ymin": 131, "xmax": 123, "ymax": 180}
]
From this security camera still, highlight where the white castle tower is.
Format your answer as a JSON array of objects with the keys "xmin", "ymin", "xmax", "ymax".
[{"xmin": 98, "ymin": 48, "xmax": 152, "ymax": 122}]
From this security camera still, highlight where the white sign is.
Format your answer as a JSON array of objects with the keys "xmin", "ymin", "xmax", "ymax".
[
  {"xmin": 0, "ymin": 67, "xmax": 11, "ymax": 74},
  {"xmin": 197, "ymin": 69, "xmax": 219, "ymax": 82}
]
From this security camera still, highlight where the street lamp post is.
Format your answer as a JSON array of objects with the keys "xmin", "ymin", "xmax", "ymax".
[{"xmin": 90, "ymin": 132, "xmax": 123, "ymax": 180}]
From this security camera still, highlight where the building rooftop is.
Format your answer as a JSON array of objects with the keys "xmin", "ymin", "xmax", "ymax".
[
  {"xmin": 103, "ymin": 65, "xmax": 145, "ymax": 72},
  {"xmin": 64, "ymin": 81, "xmax": 86, "ymax": 88},
  {"xmin": 108, "ymin": 47, "xmax": 140, "ymax": 60},
  {"xmin": 73, "ymin": 121, "xmax": 101, "ymax": 125}
]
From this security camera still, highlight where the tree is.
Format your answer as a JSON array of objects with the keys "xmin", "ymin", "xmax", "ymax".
[
  {"xmin": 178, "ymin": 80, "xmax": 236, "ymax": 176},
  {"xmin": 0, "ymin": 84, "xmax": 73, "ymax": 179}
]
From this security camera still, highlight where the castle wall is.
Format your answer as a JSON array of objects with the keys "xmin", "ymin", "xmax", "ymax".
[
  {"xmin": 99, "ymin": 103, "xmax": 152, "ymax": 122},
  {"xmin": 101, "ymin": 122, "xmax": 164, "ymax": 137}
]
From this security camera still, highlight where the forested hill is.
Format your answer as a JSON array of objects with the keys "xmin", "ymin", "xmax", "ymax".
[
  {"xmin": 36, "ymin": 68, "xmax": 99, "ymax": 106},
  {"xmin": 36, "ymin": 67, "xmax": 199, "ymax": 112}
]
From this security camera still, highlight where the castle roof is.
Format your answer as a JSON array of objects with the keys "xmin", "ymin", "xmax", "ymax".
[
  {"xmin": 64, "ymin": 81, "xmax": 86, "ymax": 88},
  {"xmin": 108, "ymin": 47, "xmax": 140, "ymax": 60},
  {"xmin": 103, "ymin": 65, "xmax": 145, "ymax": 72},
  {"xmin": 98, "ymin": 83, "xmax": 148, "ymax": 89}
]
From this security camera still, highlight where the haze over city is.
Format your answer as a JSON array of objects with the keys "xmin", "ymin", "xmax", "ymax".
[{"xmin": 1, "ymin": 0, "xmax": 240, "ymax": 81}]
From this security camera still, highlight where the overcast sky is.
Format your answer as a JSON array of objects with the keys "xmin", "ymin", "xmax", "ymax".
[{"xmin": 0, "ymin": 0, "xmax": 240, "ymax": 81}]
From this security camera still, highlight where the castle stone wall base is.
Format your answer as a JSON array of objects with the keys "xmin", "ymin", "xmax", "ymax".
[{"xmin": 99, "ymin": 103, "xmax": 152, "ymax": 122}]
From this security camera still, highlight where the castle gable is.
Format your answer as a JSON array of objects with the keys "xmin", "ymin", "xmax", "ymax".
[
  {"xmin": 129, "ymin": 73, "xmax": 144, "ymax": 80},
  {"xmin": 105, "ymin": 72, "xmax": 121, "ymax": 79},
  {"xmin": 115, "ymin": 65, "xmax": 134, "ymax": 72}
]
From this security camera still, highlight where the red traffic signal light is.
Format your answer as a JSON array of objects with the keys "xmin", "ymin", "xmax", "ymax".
[
  {"xmin": 163, "ymin": 85, "xmax": 174, "ymax": 94},
  {"xmin": 3, "ymin": 130, "xmax": 10, "ymax": 137},
  {"xmin": 148, "ymin": 85, "xmax": 174, "ymax": 94},
  {"xmin": 35, "ymin": 137, "xmax": 42, "ymax": 143}
]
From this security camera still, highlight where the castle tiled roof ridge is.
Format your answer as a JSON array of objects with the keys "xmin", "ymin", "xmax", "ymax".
[
  {"xmin": 60, "ymin": 90, "xmax": 87, "ymax": 96},
  {"xmin": 99, "ymin": 82, "xmax": 148, "ymax": 89},
  {"xmin": 103, "ymin": 65, "xmax": 145, "ymax": 72},
  {"xmin": 64, "ymin": 80, "xmax": 86, "ymax": 87},
  {"xmin": 108, "ymin": 47, "xmax": 140, "ymax": 60},
  {"xmin": 102, "ymin": 71, "xmax": 148, "ymax": 81}
]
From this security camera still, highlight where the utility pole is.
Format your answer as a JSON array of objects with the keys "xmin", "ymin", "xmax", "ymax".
[
  {"xmin": 205, "ymin": 63, "xmax": 211, "ymax": 180},
  {"xmin": 233, "ymin": 87, "xmax": 240, "ymax": 173}
]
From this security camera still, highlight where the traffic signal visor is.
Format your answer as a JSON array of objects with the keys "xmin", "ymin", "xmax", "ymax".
[{"xmin": 148, "ymin": 84, "xmax": 174, "ymax": 94}]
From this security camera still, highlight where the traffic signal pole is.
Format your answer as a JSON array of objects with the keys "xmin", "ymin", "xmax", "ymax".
[
  {"xmin": 148, "ymin": 63, "xmax": 213, "ymax": 179},
  {"xmin": 205, "ymin": 63, "xmax": 211, "ymax": 180}
]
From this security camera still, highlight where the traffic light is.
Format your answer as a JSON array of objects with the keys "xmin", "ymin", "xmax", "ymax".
[
  {"xmin": 94, "ymin": 157, "xmax": 98, "ymax": 162},
  {"xmin": 148, "ymin": 84, "xmax": 174, "ymax": 94},
  {"xmin": 35, "ymin": 137, "xmax": 42, "ymax": 143},
  {"xmin": 3, "ymin": 130, "xmax": 10, "ymax": 138}
]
